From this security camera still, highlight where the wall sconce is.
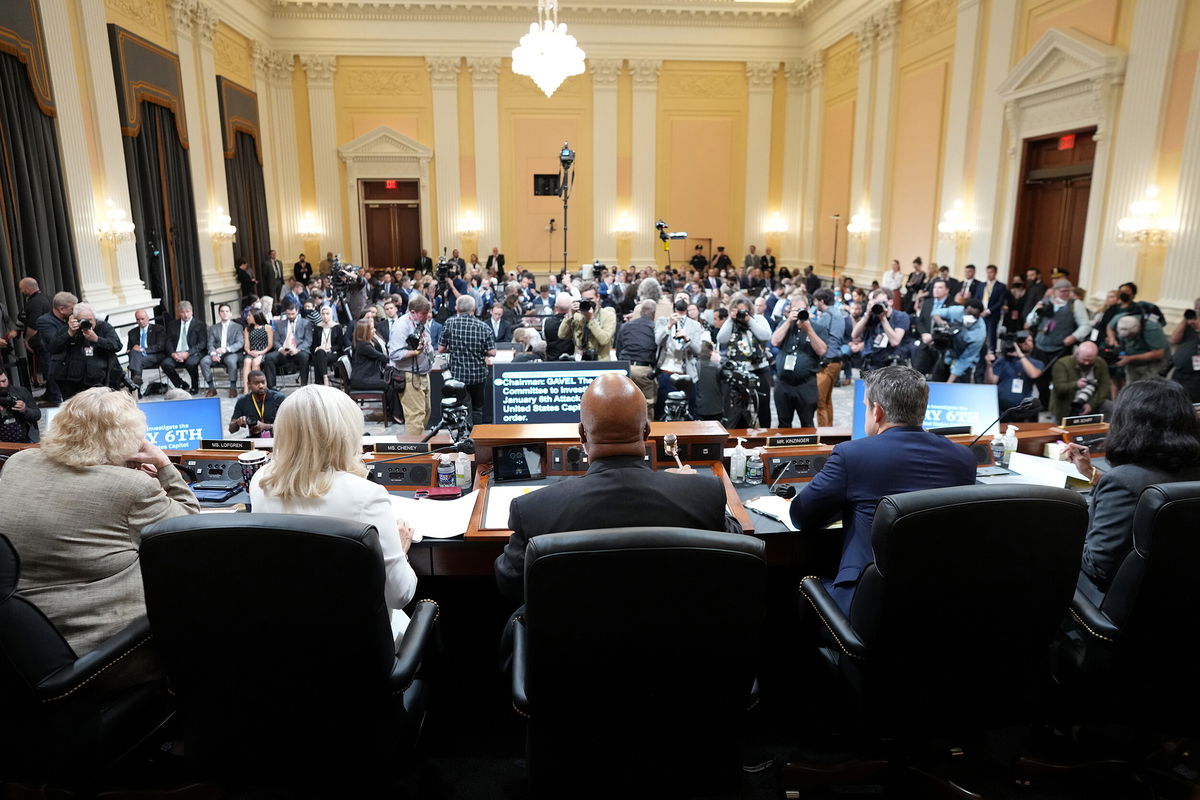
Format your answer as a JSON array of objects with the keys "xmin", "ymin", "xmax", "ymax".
[
  {"xmin": 937, "ymin": 199, "xmax": 973, "ymax": 244},
  {"xmin": 846, "ymin": 209, "xmax": 870, "ymax": 241},
  {"xmin": 1117, "ymin": 186, "xmax": 1176, "ymax": 247},
  {"xmin": 96, "ymin": 198, "xmax": 136, "ymax": 245},
  {"xmin": 210, "ymin": 206, "xmax": 237, "ymax": 243},
  {"xmin": 764, "ymin": 211, "xmax": 787, "ymax": 235},
  {"xmin": 298, "ymin": 212, "xmax": 321, "ymax": 243},
  {"xmin": 614, "ymin": 211, "xmax": 635, "ymax": 239},
  {"xmin": 459, "ymin": 210, "xmax": 479, "ymax": 236}
]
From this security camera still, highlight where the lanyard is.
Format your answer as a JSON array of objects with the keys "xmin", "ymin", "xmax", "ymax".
[{"xmin": 251, "ymin": 393, "xmax": 266, "ymax": 420}]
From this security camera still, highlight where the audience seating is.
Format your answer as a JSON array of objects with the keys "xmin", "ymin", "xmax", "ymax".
[
  {"xmin": 510, "ymin": 527, "xmax": 766, "ymax": 798},
  {"xmin": 786, "ymin": 485, "xmax": 1087, "ymax": 795},
  {"xmin": 334, "ymin": 354, "xmax": 391, "ymax": 426},
  {"xmin": 0, "ymin": 534, "xmax": 172, "ymax": 788},
  {"xmin": 138, "ymin": 514, "xmax": 439, "ymax": 794}
]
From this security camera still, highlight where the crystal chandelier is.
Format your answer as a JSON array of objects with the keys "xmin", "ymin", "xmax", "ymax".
[
  {"xmin": 511, "ymin": 0, "xmax": 586, "ymax": 98},
  {"xmin": 937, "ymin": 199, "xmax": 973, "ymax": 244},
  {"xmin": 1116, "ymin": 186, "xmax": 1176, "ymax": 247},
  {"xmin": 96, "ymin": 198, "xmax": 136, "ymax": 245}
]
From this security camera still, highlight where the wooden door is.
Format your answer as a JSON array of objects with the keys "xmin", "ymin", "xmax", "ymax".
[
  {"xmin": 1010, "ymin": 129, "xmax": 1095, "ymax": 285},
  {"xmin": 361, "ymin": 180, "xmax": 421, "ymax": 270}
]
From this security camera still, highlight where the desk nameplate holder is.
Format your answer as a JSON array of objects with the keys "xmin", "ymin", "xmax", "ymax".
[
  {"xmin": 374, "ymin": 441, "xmax": 431, "ymax": 455},
  {"xmin": 1061, "ymin": 414, "xmax": 1104, "ymax": 428},
  {"xmin": 766, "ymin": 434, "xmax": 820, "ymax": 448},
  {"xmin": 199, "ymin": 439, "xmax": 253, "ymax": 451}
]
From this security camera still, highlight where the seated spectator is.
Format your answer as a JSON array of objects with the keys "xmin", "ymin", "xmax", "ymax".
[
  {"xmin": 350, "ymin": 318, "xmax": 402, "ymax": 424},
  {"xmin": 125, "ymin": 308, "xmax": 165, "ymax": 387},
  {"xmin": 1049, "ymin": 341, "xmax": 1112, "ymax": 421},
  {"xmin": 0, "ymin": 370, "xmax": 40, "ymax": 442},
  {"xmin": 1066, "ymin": 380, "xmax": 1200, "ymax": 604},
  {"xmin": 200, "ymin": 303, "xmax": 243, "ymax": 398},
  {"xmin": 264, "ymin": 304, "xmax": 313, "ymax": 388},
  {"xmin": 511, "ymin": 327, "xmax": 546, "ymax": 362},
  {"xmin": 229, "ymin": 370, "xmax": 285, "ymax": 438},
  {"xmin": 0, "ymin": 387, "xmax": 199, "ymax": 653},
  {"xmin": 310, "ymin": 305, "xmax": 346, "ymax": 386},
  {"xmin": 250, "ymin": 385, "xmax": 417, "ymax": 641},
  {"xmin": 241, "ymin": 310, "xmax": 274, "ymax": 390}
]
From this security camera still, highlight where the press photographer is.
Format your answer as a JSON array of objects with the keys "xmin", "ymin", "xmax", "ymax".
[
  {"xmin": 1049, "ymin": 341, "xmax": 1112, "ymax": 421},
  {"xmin": 850, "ymin": 289, "xmax": 911, "ymax": 372},
  {"xmin": 559, "ymin": 282, "xmax": 616, "ymax": 361},
  {"xmin": 716, "ymin": 297, "xmax": 772, "ymax": 426},
  {"xmin": 46, "ymin": 302, "xmax": 123, "ymax": 399},
  {"xmin": 769, "ymin": 298, "xmax": 826, "ymax": 427},
  {"xmin": 932, "ymin": 299, "xmax": 986, "ymax": 383},
  {"xmin": 984, "ymin": 330, "xmax": 1043, "ymax": 420},
  {"xmin": 654, "ymin": 297, "xmax": 704, "ymax": 420},
  {"xmin": 1025, "ymin": 279, "xmax": 1089, "ymax": 364},
  {"xmin": 0, "ymin": 371, "xmax": 39, "ymax": 443}
]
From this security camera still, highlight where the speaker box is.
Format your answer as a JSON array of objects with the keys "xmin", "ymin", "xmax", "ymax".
[{"xmin": 367, "ymin": 460, "xmax": 435, "ymax": 488}]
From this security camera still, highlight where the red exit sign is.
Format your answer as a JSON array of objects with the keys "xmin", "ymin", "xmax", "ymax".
[
  {"xmin": 1058, "ymin": 134, "xmax": 1076, "ymax": 150},
  {"xmin": 385, "ymin": 179, "xmax": 398, "ymax": 189}
]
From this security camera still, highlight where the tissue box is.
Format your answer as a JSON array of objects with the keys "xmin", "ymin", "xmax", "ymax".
[{"xmin": 1043, "ymin": 441, "xmax": 1069, "ymax": 461}]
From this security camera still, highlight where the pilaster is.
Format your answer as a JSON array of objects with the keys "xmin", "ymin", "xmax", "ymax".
[
  {"xmin": 252, "ymin": 42, "xmax": 281, "ymax": 255},
  {"xmin": 1158, "ymin": 52, "xmax": 1200, "ymax": 317},
  {"xmin": 865, "ymin": 3, "xmax": 898, "ymax": 272},
  {"xmin": 467, "ymin": 58, "xmax": 502, "ymax": 254},
  {"xmin": 847, "ymin": 20, "xmax": 875, "ymax": 271},
  {"xmin": 744, "ymin": 62, "xmax": 777, "ymax": 256},
  {"xmin": 590, "ymin": 59, "xmax": 621, "ymax": 266},
  {"xmin": 780, "ymin": 59, "xmax": 812, "ymax": 266},
  {"xmin": 428, "ymin": 56, "xmax": 461, "ymax": 258},
  {"xmin": 629, "ymin": 58, "xmax": 661, "ymax": 264},
  {"xmin": 801, "ymin": 57, "xmax": 824, "ymax": 267},
  {"xmin": 266, "ymin": 51, "xmax": 300, "ymax": 259},
  {"xmin": 936, "ymin": 0, "xmax": 984, "ymax": 267},
  {"xmin": 300, "ymin": 55, "xmax": 341, "ymax": 258}
]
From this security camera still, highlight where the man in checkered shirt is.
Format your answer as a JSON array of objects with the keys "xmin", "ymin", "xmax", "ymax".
[{"xmin": 439, "ymin": 294, "xmax": 497, "ymax": 426}]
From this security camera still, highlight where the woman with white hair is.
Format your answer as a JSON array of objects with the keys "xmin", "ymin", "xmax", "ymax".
[
  {"xmin": 250, "ymin": 384, "xmax": 417, "ymax": 640},
  {"xmin": 0, "ymin": 388, "xmax": 200, "ymax": 653},
  {"xmin": 511, "ymin": 327, "xmax": 546, "ymax": 362}
]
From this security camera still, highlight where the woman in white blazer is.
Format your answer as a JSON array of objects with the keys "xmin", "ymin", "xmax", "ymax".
[{"xmin": 250, "ymin": 384, "xmax": 417, "ymax": 641}]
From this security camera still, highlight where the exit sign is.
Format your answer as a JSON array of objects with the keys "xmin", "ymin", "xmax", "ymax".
[
  {"xmin": 385, "ymin": 179, "xmax": 398, "ymax": 189},
  {"xmin": 1058, "ymin": 134, "xmax": 1076, "ymax": 150}
]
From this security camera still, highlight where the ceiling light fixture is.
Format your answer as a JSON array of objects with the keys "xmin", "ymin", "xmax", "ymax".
[{"xmin": 511, "ymin": 0, "xmax": 587, "ymax": 98}]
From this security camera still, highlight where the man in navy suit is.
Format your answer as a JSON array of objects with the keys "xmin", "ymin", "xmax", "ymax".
[
  {"xmin": 485, "ymin": 303, "xmax": 513, "ymax": 344},
  {"xmin": 958, "ymin": 264, "xmax": 984, "ymax": 303},
  {"xmin": 979, "ymin": 264, "xmax": 1009, "ymax": 350},
  {"xmin": 263, "ymin": 303, "xmax": 313, "ymax": 388},
  {"xmin": 789, "ymin": 365, "xmax": 976, "ymax": 614}
]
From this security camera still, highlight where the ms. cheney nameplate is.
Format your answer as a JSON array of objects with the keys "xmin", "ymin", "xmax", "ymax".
[{"xmin": 374, "ymin": 442, "xmax": 432, "ymax": 454}]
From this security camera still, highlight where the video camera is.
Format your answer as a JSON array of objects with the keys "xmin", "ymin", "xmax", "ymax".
[
  {"xmin": 436, "ymin": 257, "xmax": 456, "ymax": 280},
  {"xmin": 656, "ymin": 220, "xmax": 688, "ymax": 243},
  {"xmin": 998, "ymin": 332, "xmax": 1019, "ymax": 357}
]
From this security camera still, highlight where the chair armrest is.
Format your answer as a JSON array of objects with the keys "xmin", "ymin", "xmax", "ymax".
[
  {"xmin": 37, "ymin": 616, "xmax": 154, "ymax": 703},
  {"xmin": 390, "ymin": 599, "xmax": 440, "ymax": 694},
  {"xmin": 798, "ymin": 576, "xmax": 867, "ymax": 662},
  {"xmin": 511, "ymin": 615, "xmax": 530, "ymax": 718},
  {"xmin": 1069, "ymin": 588, "xmax": 1120, "ymax": 644}
]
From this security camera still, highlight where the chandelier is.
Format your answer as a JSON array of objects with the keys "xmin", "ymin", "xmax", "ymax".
[
  {"xmin": 210, "ymin": 206, "xmax": 237, "ymax": 243},
  {"xmin": 846, "ymin": 209, "xmax": 870, "ymax": 241},
  {"xmin": 511, "ymin": 0, "xmax": 586, "ymax": 98},
  {"xmin": 1116, "ymin": 186, "xmax": 1176, "ymax": 247},
  {"xmin": 96, "ymin": 198, "xmax": 136, "ymax": 245},
  {"xmin": 937, "ymin": 199, "xmax": 973, "ymax": 244}
]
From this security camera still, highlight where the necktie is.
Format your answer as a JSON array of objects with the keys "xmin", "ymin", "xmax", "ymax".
[
  {"xmin": 286, "ymin": 322, "xmax": 295, "ymax": 350},
  {"xmin": 220, "ymin": 323, "xmax": 228, "ymax": 350},
  {"xmin": 983, "ymin": 282, "xmax": 993, "ymax": 306},
  {"xmin": 177, "ymin": 321, "xmax": 188, "ymax": 352},
  {"xmin": 140, "ymin": 327, "xmax": 147, "ymax": 350}
]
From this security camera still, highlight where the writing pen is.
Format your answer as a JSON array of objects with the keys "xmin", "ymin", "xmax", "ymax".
[{"xmin": 746, "ymin": 505, "xmax": 786, "ymax": 524}]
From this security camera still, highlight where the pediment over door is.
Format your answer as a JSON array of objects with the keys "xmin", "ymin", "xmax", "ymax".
[{"xmin": 339, "ymin": 126, "xmax": 432, "ymax": 166}]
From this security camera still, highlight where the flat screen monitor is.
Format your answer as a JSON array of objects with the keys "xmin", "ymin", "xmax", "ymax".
[
  {"xmin": 41, "ymin": 395, "xmax": 224, "ymax": 449},
  {"xmin": 851, "ymin": 379, "xmax": 999, "ymax": 439},
  {"xmin": 492, "ymin": 361, "xmax": 630, "ymax": 424}
]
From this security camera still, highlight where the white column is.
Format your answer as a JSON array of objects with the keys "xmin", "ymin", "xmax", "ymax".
[
  {"xmin": 629, "ymin": 59, "xmax": 661, "ymax": 265},
  {"xmin": 744, "ymin": 62, "xmax": 776, "ymax": 256},
  {"xmin": 781, "ymin": 60, "xmax": 811, "ymax": 267},
  {"xmin": 1091, "ymin": 0, "xmax": 1183, "ymax": 297},
  {"xmin": 467, "ymin": 58, "xmax": 502, "ymax": 253},
  {"xmin": 252, "ymin": 42, "xmax": 280, "ymax": 252},
  {"xmin": 590, "ymin": 59, "xmax": 621, "ymax": 266},
  {"xmin": 428, "ymin": 57, "xmax": 461, "ymax": 259},
  {"xmin": 968, "ymin": 0, "xmax": 1018, "ymax": 270},
  {"xmin": 301, "ymin": 55, "xmax": 342, "ymax": 255},
  {"xmin": 266, "ymin": 52, "xmax": 300, "ymax": 258},
  {"xmin": 1158, "ymin": 54, "xmax": 1200, "ymax": 318},
  {"xmin": 802, "ymin": 57, "xmax": 824, "ymax": 267},
  {"xmin": 865, "ymin": 5, "xmax": 898, "ymax": 271},
  {"xmin": 194, "ymin": 4, "xmax": 238, "ymax": 301},
  {"xmin": 846, "ymin": 21, "xmax": 875, "ymax": 272},
  {"xmin": 935, "ymin": 0, "xmax": 984, "ymax": 267}
]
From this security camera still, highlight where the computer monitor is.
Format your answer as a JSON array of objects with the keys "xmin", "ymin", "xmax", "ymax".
[
  {"xmin": 851, "ymin": 379, "xmax": 999, "ymax": 439},
  {"xmin": 42, "ymin": 395, "xmax": 224, "ymax": 449},
  {"xmin": 492, "ymin": 361, "xmax": 630, "ymax": 424}
]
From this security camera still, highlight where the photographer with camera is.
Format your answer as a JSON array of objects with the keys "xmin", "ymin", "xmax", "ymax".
[
  {"xmin": 769, "ymin": 294, "xmax": 826, "ymax": 427},
  {"xmin": 559, "ymin": 281, "xmax": 616, "ymax": 361},
  {"xmin": 984, "ymin": 330, "xmax": 1043, "ymax": 419},
  {"xmin": 1050, "ymin": 341, "xmax": 1112, "ymax": 421},
  {"xmin": 1167, "ymin": 299, "xmax": 1200, "ymax": 401},
  {"xmin": 389, "ymin": 294, "xmax": 436, "ymax": 435},
  {"xmin": 1113, "ymin": 313, "xmax": 1170, "ymax": 386},
  {"xmin": 1025, "ymin": 279, "xmax": 1090, "ymax": 364},
  {"xmin": 0, "ymin": 370, "xmax": 39, "ymax": 442},
  {"xmin": 851, "ymin": 289, "xmax": 911, "ymax": 373},
  {"xmin": 931, "ymin": 298, "xmax": 986, "ymax": 383},
  {"xmin": 717, "ymin": 296, "xmax": 772, "ymax": 426},
  {"xmin": 654, "ymin": 297, "xmax": 704, "ymax": 420},
  {"xmin": 46, "ymin": 302, "xmax": 123, "ymax": 400}
]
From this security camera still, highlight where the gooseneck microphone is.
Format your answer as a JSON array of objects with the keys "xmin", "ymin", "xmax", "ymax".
[
  {"xmin": 768, "ymin": 460, "xmax": 796, "ymax": 499},
  {"xmin": 966, "ymin": 396, "xmax": 1042, "ymax": 449}
]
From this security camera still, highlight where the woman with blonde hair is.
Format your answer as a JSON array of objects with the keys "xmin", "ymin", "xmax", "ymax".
[
  {"xmin": 250, "ymin": 384, "xmax": 417, "ymax": 640},
  {"xmin": 0, "ymin": 387, "xmax": 199, "ymax": 653}
]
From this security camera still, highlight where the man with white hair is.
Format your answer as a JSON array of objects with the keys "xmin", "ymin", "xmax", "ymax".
[
  {"xmin": 1114, "ymin": 312, "xmax": 1170, "ymax": 385},
  {"xmin": 439, "ymin": 293, "xmax": 496, "ymax": 426},
  {"xmin": 47, "ymin": 302, "xmax": 122, "ymax": 399},
  {"xmin": 544, "ymin": 293, "xmax": 574, "ymax": 360}
]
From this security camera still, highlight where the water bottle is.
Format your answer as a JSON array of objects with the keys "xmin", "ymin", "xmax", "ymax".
[
  {"xmin": 990, "ymin": 432, "xmax": 1005, "ymax": 468},
  {"xmin": 437, "ymin": 454, "xmax": 455, "ymax": 488},
  {"xmin": 745, "ymin": 453, "xmax": 764, "ymax": 485}
]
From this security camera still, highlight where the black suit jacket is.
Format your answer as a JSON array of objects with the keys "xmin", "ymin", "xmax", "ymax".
[
  {"xmin": 486, "ymin": 253, "xmax": 505, "ymax": 272},
  {"xmin": 418, "ymin": 256, "xmax": 433, "ymax": 272},
  {"xmin": 1, "ymin": 384, "xmax": 40, "ymax": 442},
  {"xmin": 165, "ymin": 318, "xmax": 207, "ymax": 358},
  {"xmin": 488, "ymin": 318, "xmax": 513, "ymax": 343},
  {"xmin": 916, "ymin": 297, "xmax": 958, "ymax": 335},
  {"xmin": 126, "ymin": 323, "xmax": 167, "ymax": 354},
  {"xmin": 494, "ymin": 455, "xmax": 740, "ymax": 602}
]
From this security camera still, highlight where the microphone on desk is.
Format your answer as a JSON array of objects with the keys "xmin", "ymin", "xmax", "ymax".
[
  {"xmin": 364, "ymin": 439, "xmax": 476, "ymax": 484},
  {"xmin": 768, "ymin": 460, "xmax": 796, "ymax": 499},
  {"xmin": 967, "ymin": 396, "xmax": 1042, "ymax": 449}
]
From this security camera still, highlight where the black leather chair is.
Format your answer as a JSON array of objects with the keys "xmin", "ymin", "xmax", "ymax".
[
  {"xmin": 0, "ymin": 534, "xmax": 171, "ymax": 787},
  {"xmin": 1064, "ymin": 480, "xmax": 1200, "ymax": 732},
  {"xmin": 510, "ymin": 527, "xmax": 767, "ymax": 799},
  {"xmin": 138, "ymin": 513, "xmax": 439, "ymax": 794},
  {"xmin": 788, "ymin": 485, "xmax": 1087, "ymax": 793}
]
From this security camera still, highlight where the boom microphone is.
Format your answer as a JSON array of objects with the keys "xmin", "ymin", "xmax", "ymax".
[{"xmin": 967, "ymin": 396, "xmax": 1042, "ymax": 449}]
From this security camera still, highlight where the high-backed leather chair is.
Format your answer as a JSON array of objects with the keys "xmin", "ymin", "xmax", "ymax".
[
  {"xmin": 138, "ymin": 513, "xmax": 439, "ymax": 793},
  {"xmin": 799, "ymin": 484, "xmax": 1086, "ymax": 734},
  {"xmin": 510, "ymin": 527, "xmax": 767, "ymax": 799},
  {"xmin": 1065, "ymin": 481, "xmax": 1200, "ymax": 732},
  {"xmin": 0, "ymin": 534, "xmax": 171, "ymax": 786}
]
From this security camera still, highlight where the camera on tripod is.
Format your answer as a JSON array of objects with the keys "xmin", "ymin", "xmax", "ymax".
[
  {"xmin": 655, "ymin": 220, "xmax": 688, "ymax": 243},
  {"xmin": 436, "ymin": 258, "xmax": 455, "ymax": 279}
]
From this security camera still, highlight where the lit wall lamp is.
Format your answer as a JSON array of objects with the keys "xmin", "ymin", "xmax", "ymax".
[
  {"xmin": 210, "ymin": 206, "xmax": 237, "ymax": 243},
  {"xmin": 459, "ymin": 210, "xmax": 479, "ymax": 236},
  {"xmin": 614, "ymin": 211, "xmax": 635, "ymax": 239},
  {"xmin": 846, "ymin": 209, "xmax": 870, "ymax": 241},
  {"xmin": 298, "ymin": 212, "xmax": 321, "ymax": 243},
  {"xmin": 96, "ymin": 198, "xmax": 136, "ymax": 245},
  {"xmin": 937, "ymin": 199, "xmax": 973, "ymax": 244},
  {"xmin": 764, "ymin": 211, "xmax": 787, "ymax": 234},
  {"xmin": 1117, "ymin": 186, "xmax": 1176, "ymax": 247}
]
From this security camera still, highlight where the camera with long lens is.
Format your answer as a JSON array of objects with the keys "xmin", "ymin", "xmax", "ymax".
[
  {"xmin": 78, "ymin": 318, "xmax": 93, "ymax": 332},
  {"xmin": 998, "ymin": 332, "xmax": 1019, "ymax": 357},
  {"xmin": 655, "ymin": 219, "xmax": 689, "ymax": 243},
  {"xmin": 930, "ymin": 320, "xmax": 959, "ymax": 349},
  {"xmin": 793, "ymin": 308, "xmax": 809, "ymax": 323},
  {"xmin": 436, "ymin": 257, "xmax": 454, "ymax": 279},
  {"xmin": 870, "ymin": 303, "xmax": 886, "ymax": 317},
  {"xmin": 0, "ymin": 394, "xmax": 16, "ymax": 412},
  {"xmin": 580, "ymin": 347, "xmax": 598, "ymax": 361},
  {"xmin": 405, "ymin": 332, "xmax": 422, "ymax": 350},
  {"xmin": 1185, "ymin": 308, "xmax": 1197, "ymax": 321},
  {"xmin": 734, "ymin": 309, "xmax": 749, "ymax": 327},
  {"xmin": 577, "ymin": 299, "xmax": 595, "ymax": 313},
  {"xmin": 1036, "ymin": 301, "xmax": 1055, "ymax": 318}
]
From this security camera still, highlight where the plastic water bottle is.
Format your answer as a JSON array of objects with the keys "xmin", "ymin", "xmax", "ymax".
[
  {"xmin": 455, "ymin": 451, "xmax": 471, "ymax": 489},
  {"xmin": 730, "ymin": 437, "xmax": 748, "ymax": 484},
  {"xmin": 990, "ymin": 431, "xmax": 1006, "ymax": 468},
  {"xmin": 437, "ymin": 454, "xmax": 455, "ymax": 488},
  {"xmin": 745, "ymin": 453, "xmax": 764, "ymax": 485}
]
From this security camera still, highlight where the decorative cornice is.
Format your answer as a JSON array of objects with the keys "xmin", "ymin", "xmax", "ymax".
[
  {"xmin": 785, "ymin": 56, "xmax": 818, "ymax": 90},
  {"xmin": 466, "ymin": 56, "xmax": 501, "ymax": 86},
  {"xmin": 300, "ymin": 53, "xmax": 336, "ymax": 84},
  {"xmin": 193, "ymin": 3, "xmax": 218, "ymax": 46},
  {"xmin": 590, "ymin": 57, "xmax": 623, "ymax": 88},
  {"xmin": 251, "ymin": 40, "xmax": 271, "ymax": 77},
  {"xmin": 628, "ymin": 58, "xmax": 661, "ymax": 88},
  {"xmin": 166, "ymin": 0, "xmax": 197, "ymax": 31},
  {"xmin": 874, "ymin": 2, "xmax": 899, "ymax": 46},
  {"xmin": 746, "ymin": 61, "xmax": 777, "ymax": 91},
  {"xmin": 426, "ymin": 56, "xmax": 460, "ymax": 87}
]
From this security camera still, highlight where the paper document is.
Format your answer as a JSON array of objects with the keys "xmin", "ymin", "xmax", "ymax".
[
  {"xmin": 743, "ymin": 495, "xmax": 798, "ymax": 531},
  {"xmin": 483, "ymin": 484, "xmax": 546, "ymax": 529},
  {"xmin": 391, "ymin": 491, "xmax": 478, "ymax": 540},
  {"xmin": 978, "ymin": 452, "xmax": 1090, "ymax": 488}
]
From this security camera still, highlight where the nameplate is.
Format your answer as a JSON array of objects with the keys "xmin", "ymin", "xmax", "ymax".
[
  {"xmin": 374, "ymin": 442, "xmax": 431, "ymax": 454},
  {"xmin": 766, "ymin": 434, "xmax": 820, "ymax": 448},
  {"xmin": 1061, "ymin": 414, "xmax": 1103, "ymax": 428},
  {"xmin": 200, "ymin": 439, "xmax": 253, "ymax": 451}
]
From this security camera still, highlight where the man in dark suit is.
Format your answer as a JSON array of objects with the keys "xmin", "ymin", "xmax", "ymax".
[
  {"xmin": 543, "ymin": 293, "xmax": 573, "ymax": 361},
  {"xmin": 160, "ymin": 301, "xmax": 207, "ymax": 393},
  {"xmin": 293, "ymin": 254, "xmax": 313, "ymax": 284},
  {"xmin": 485, "ymin": 303, "xmax": 513, "ymax": 344},
  {"xmin": 936, "ymin": 265, "xmax": 962, "ymax": 299},
  {"xmin": 911, "ymin": 278, "xmax": 956, "ymax": 375},
  {"xmin": 1021, "ymin": 267, "xmax": 1047, "ymax": 320},
  {"xmin": 260, "ymin": 249, "xmax": 284, "ymax": 301},
  {"xmin": 495, "ymin": 374, "xmax": 740, "ymax": 602},
  {"xmin": 125, "ymin": 307, "xmax": 166, "ymax": 386},
  {"xmin": 418, "ymin": 249, "xmax": 434, "ymax": 273},
  {"xmin": 789, "ymin": 365, "xmax": 976, "ymax": 614},
  {"xmin": 485, "ymin": 246, "xmax": 505, "ymax": 274},
  {"xmin": 375, "ymin": 298, "xmax": 403, "ymax": 343},
  {"xmin": 263, "ymin": 303, "xmax": 312, "ymax": 388},
  {"xmin": 958, "ymin": 264, "xmax": 983, "ymax": 303},
  {"xmin": 979, "ymin": 264, "xmax": 1009, "ymax": 350}
]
